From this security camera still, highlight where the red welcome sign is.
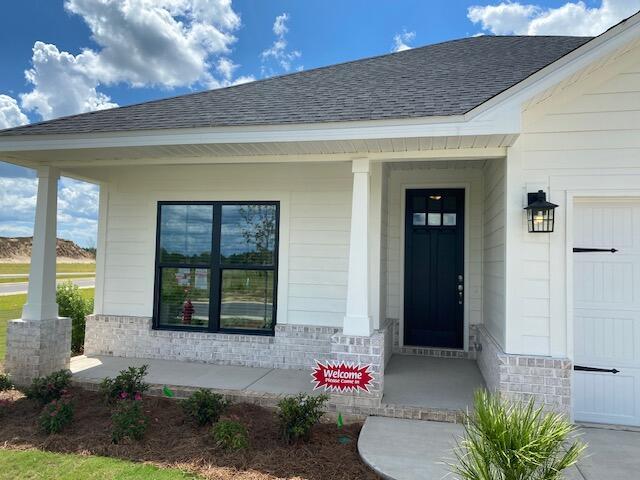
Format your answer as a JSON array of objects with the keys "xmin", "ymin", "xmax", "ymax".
[{"xmin": 311, "ymin": 361, "xmax": 374, "ymax": 393}]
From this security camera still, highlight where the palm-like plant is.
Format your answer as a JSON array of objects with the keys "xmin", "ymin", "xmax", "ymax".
[{"xmin": 451, "ymin": 390, "xmax": 586, "ymax": 480}]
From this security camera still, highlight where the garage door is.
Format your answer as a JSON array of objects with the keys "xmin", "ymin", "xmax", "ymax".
[{"xmin": 574, "ymin": 199, "xmax": 640, "ymax": 426}]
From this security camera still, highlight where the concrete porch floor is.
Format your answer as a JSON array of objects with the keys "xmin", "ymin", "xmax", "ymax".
[
  {"xmin": 382, "ymin": 355, "xmax": 485, "ymax": 411},
  {"xmin": 359, "ymin": 416, "xmax": 640, "ymax": 480}
]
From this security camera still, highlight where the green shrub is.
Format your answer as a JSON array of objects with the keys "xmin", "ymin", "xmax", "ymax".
[
  {"xmin": 39, "ymin": 395, "xmax": 74, "ymax": 434},
  {"xmin": 111, "ymin": 399, "xmax": 148, "ymax": 444},
  {"xmin": 0, "ymin": 373, "xmax": 13, "ymax": 392},
  {"xmin": 181, "ymin": 389, "xmax": 228, "ymax": 426},
  {"xmin": 451, "ymin": 390, "xmax": 586, "ymax": 480},
  {"xmin": 56, "ymin": 281, "xmax": 93, "ymax": 355},
  {"xmin": 100, "ymin": 365, "xmax": 149, "ymax": 403},
  {"xmin": 212, "ymin": 420, "xmax": 249, "ymax": 450},
  {"xmin": 277, "ymin": 393, "xmax": 328, "ymax": 443},
  {"xmin": 25, "ymin": 370, "xmax": 72, "ymax": 405}
]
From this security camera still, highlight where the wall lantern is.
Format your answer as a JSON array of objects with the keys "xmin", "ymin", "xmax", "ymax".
[{"xmin": 524, "ymin": 190, "xmax": 558, "ymax": 233}]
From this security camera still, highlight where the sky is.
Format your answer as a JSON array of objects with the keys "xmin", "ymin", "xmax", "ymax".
[{"xmin": 0, "ymin": 0, "xmax": 638, "ymax": 247}]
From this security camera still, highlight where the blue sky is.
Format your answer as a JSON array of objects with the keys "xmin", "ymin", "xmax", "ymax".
[{"xmin": 0, "ymin": 0, "xmax": 637, "ymax": 247}]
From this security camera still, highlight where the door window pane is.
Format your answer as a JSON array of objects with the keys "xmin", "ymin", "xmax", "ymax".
[
  {"xmin": 158, "ymin": 268, "xmax": 210, "ymax": 328},
  {"xmin": 159, "ymin": 205, "xmax": 213, "ymax": 264},
  {"xmin": 428, "ymin": 213, "xmax": 442, "ymax": 226},
  {"xmin": 413, "ymin": 213, "xmax": 426, "ymax": 226},
  {"xmin": 221, "ymin": 205, "xmax": 277, "ymax": 265},
  {"xmin": 443, "ymin": 213, "xmax": 457, "ymax": 226},
  {"xmin": 220, "ymin": 270, "xmax": 274, "ymax": 331}
]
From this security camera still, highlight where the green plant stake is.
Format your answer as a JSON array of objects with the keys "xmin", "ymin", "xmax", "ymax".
[
  {"xmin": 336, "ymin": 412, "xmax": 351, "ymax": 444},
  {"xmin": 163, "ymin": 385, "xmax": 174, "ymax": 398}
]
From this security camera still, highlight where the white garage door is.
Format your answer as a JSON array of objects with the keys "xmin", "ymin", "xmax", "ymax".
[{"xmin": 573, "ymin": 199, "xmax": 640, "ymax": 426}]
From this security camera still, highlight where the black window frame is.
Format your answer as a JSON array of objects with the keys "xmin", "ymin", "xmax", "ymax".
[{"xmin": 152, "ymin": 200, "xmax": 280, "ymax": 336}]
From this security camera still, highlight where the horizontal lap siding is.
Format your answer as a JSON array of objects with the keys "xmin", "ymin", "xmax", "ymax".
[
  {"xmin": 507, "ymin": 44, "xmax": 640, "ymax": 356},
  {"xmin": 99, "ymin": 162, "xmax": 352, "ymax": 327}
]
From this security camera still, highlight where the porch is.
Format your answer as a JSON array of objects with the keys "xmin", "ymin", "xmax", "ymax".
[{"xmin": 70, "ymin": 353, "xmax": 484, "ymax": 421}]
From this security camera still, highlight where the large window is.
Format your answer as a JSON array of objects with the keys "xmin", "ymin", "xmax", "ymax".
[{"xmin": 153, "ymin": 201, "xmax": 279, "ymax": 335}]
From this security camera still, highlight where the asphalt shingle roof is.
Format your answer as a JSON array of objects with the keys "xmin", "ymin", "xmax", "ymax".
[{"xmin": 0, "ymin": 35, "xmax": 592, "ymax": 137}]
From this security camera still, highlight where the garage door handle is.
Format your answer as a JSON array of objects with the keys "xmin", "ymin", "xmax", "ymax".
[
  {"xmin": 574, "ymin": 365, "xmax": 619, "ymax": 374},
  {"xmin": 573, "ymin": 247, "xmax": 618, "ymax": 253}
]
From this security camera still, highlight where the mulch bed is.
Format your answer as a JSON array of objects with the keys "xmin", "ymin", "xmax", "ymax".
[{"xmin": 0, "ymin": 388, "xmax": 379, "ymax": 479}]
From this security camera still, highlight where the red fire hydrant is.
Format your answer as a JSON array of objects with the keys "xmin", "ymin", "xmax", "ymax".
[{"xmin": 182, "ymin": 298, "xmax": 194, "ymax": 325}]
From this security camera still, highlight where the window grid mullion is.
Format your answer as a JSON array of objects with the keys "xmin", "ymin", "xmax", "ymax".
[{"xmin": 209, "ymin": 203, "xmax": 222, "ymax": 332}]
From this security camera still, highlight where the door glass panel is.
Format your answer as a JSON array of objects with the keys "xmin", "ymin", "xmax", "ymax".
[
  {"xmin": 159, "ymin": 205, "xmax": 213, "ymax": 264},
  {"xmin": 428, "ymin": 213, "xmax": 441, "ymax": 226},
  {"xmin": 220, "ymin": 269, "xmax": 274, "ymax": 331},
  {"xmin": 413, "ymin": 213, "xmax": 426, "ymax": 226},
  {"xmin": 158, "ymin": 267, "xmax": 210, "ymax": 328},
  {"xmin": 443, "ymin": 213, "xmax": 457, "ymax": 226},
  {"xmin": 221, "ymin": 204, "xmax": 277, "ymax": 265}
]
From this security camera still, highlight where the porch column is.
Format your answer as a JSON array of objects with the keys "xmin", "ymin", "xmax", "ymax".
[
  {"xmin": 5, "ymin": 166, "xmax": 71, "ymax": 386},
  {"xmin": 343, "ymin": 158, "xmax": 373, "ymax": 336}
]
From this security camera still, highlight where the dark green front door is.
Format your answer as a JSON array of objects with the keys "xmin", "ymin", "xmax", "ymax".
[{"xmin": 404, "ymin": 188, "xmax": 464, "ymax": 348}]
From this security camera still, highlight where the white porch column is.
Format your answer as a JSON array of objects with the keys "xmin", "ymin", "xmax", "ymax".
[
  {"xmin": 343, "ymin": 158, "xmax": 373, "ymax": 336},
  {"xmin": 22, "ymin": 166, "xmax": 60, "ymax": 320},
  {"xmin": 5, "ymin": 166, "xmax": 71, "ymax": 386}
]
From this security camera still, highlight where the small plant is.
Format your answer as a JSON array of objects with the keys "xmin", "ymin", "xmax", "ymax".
[
  {"xmin": 451, "ymin": 390, "xmax": 586, "ymax": 480},
  {"xmin": 181, "ymin": 389, "xmax": 228, "ymax": 426},
  {"xmin": 212, "ymin": 420, "xmax": 249, "ymax": 450},
  {"xmin": 277, "ymin": 393, "xmax": 329, "ymax": 443},
  {"xmin": 111, "ymin": 399, "xmax": 148, "ymax": 444},
  {"xmin": 25, "ymin": 370, "xmax": 72, "ymax": 405},
  {"xmin": 56, "ymin": 281, "xmax": 94, "ymax": 354},
  {"xmin": 39, "ymin": 395, "xmax": 74, "ymax": 434},
  {"xmin": 100, "ymin": 365, "xmax": 149, "ymax": 403},
  {"xmin": 0, "ymin": 373, "xmax": 13, "ymax": 392}
]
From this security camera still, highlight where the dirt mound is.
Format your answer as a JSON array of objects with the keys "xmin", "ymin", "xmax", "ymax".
[{"xmin": 0, "ymin": 237, "xmax": 95, "ymax": 263}]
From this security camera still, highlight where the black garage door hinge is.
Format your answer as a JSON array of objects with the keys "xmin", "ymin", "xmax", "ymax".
[
  {"xmin": 573, "ymin": 247, "xmax": 618, "ymax": 253},
  {"xmin": 574, "ymin": 365, "xmax": 619, "ymax": 374}
]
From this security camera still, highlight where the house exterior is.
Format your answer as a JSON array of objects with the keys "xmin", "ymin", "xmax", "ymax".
[{"xmin": 2, "ymin": 12, "xmax": 640, "ymax": 426}]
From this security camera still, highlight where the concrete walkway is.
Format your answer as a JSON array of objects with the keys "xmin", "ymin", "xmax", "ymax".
[
  {"xmin": 359, "ymin": 416, "xmax": 640, "ymax": 480},
  {"xmin": 71, "ymin": 355, "xmax": 315, "ymax": 396}
]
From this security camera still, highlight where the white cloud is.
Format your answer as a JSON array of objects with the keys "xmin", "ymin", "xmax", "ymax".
[
  {"xmin": 19, "ymin": 0, "xmax": 248, "ymax": 120},
  {"xmin": 468, "ymin": 0, "xmax": 640, "ymax": 36},
  {"xmin": 261, "ymin": 13, "xmax": 302, "ymax": 74},
  {"xmin": 0, "ymin": 95, "xmax": 29, "ymax": 129},
  {"xmin": 393, "ymin": 30, "xmax": 416, "ymax": 52}
]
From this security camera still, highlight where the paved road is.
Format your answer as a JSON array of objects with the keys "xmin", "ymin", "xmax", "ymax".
[{"xmin": 0, "ymin": 277, "xmax": 95, "ymax": 296}]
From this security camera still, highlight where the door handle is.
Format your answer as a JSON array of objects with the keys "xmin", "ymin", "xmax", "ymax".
[{"xmin": 457, "ymin": 275, "xmax": 464, "ymax": 305}]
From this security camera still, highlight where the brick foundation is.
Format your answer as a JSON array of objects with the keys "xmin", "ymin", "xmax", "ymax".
[
  {"xmin": 5, "ymin": 317, "xmax": 72, "ymax": 386},
  {"xmin": 474, "ymin": 325, "xmax": 572, "ymax": 415}
]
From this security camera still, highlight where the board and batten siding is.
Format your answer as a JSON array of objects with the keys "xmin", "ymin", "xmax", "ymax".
[
  {"xmin": 483, "ymin": 157, "xmax": 506, "ymax": 349},
  {"xmin": 96, "ymin": 162, "xmax": 353, "ymax": 328},
  {"xmin": 505, "ymin": 40, "xmax": 640, "ymax": 357},
  {"xmin": 383, "ymin": 161, "xmax": 485, "ymax": 348}
]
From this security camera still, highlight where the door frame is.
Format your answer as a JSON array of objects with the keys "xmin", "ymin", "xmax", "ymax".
[{"xmin": 399, "ymin": 182, "xmax": 471, "ymax": 351}]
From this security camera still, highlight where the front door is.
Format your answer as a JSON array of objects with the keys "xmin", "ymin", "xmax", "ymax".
[
  {"xmin": 573, "ymin": 199, "xmax": 640, "ymax": 426},
  {"xmin": 404, "ymin": 188, "xmax": 464, "ymax": 348}
]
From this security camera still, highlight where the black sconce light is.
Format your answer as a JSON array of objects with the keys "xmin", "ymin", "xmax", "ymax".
[{"xmin": 524, "ymin": 190, "xmax": 558, "ymax": 233}]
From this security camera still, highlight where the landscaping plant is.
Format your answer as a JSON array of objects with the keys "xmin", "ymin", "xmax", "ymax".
[
  {"xmin": 100, "ymin": 365, "xmax": 149, "ymax": 403},
  {"xmin": 111, "ymin": 399, "xmax": 149, "ymax": 444},
  {"xmin": 452, "ymin": 390, "xmax": 586, "ymax": 480},
  {"xmin": 181, "ymin": 389, "xmax": 228, "ymax": 426},
  {"xmin": 25, "ymin": 370, "xmax": 72, "ymax": 405},
  {"xmin": 212, "ymin": 420, "xmax": 249, "ymax": 450},
  {"xmin": 56, "ymin": 281, "xmax": 94, "ymax": 354},
  {"xmin": 277, "ymin": 393, "xmax": 329, "ymax": 443},
  {"xmin": 0, "ymin": 373, "xmax": 13, "ymax": 392},
  {"xmin": 39, "ymin": 394, "xmax": 74, "ymax": 434}
]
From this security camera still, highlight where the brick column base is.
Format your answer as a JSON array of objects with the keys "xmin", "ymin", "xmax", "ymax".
[{"xmin": 4, "ymin": 317, "xmax": 71, "ymax": 386}]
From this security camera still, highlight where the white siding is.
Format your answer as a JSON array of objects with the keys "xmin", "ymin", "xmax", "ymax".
[
  {"xmin": 483, "ymin": 157, "xmax": 506, "ymax": 349},
  {"xmin": 97, "ymin": 162, "xmax": 352, "ymax": 327},
  {"xmin": 505, "ymin": 41, "xmax": 640, "ymax": 357},
  {"xmin": 383, "ymin": 161, "xmax": 485, "ymax": 347}
]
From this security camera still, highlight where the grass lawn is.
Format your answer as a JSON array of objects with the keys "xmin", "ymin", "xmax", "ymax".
[
  {"xmin": 0, "ymin": 263, "xmax": 95, "ymax": 275},
  {"xmin": 0, "ymin": 449, "xmax": 199, "ymax": 479},
  {"xmin": 0, "ymin": 289, "xmax": 94, "ymax": 362}
]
